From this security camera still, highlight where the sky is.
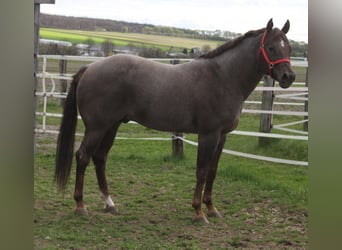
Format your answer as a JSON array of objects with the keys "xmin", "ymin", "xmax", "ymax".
[{"xmin": 41, "ymin": 0, "xmax": 308, "ymax": 42}]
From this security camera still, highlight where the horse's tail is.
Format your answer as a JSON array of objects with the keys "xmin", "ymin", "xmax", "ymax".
[{"xmin": 55, "ymin": 66, "xmax": 87, "ymax": 192}]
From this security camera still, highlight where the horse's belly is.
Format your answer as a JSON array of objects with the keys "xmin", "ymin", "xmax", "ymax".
[{"xmin": 129, "ymin": 109, "xmax": 196, "ymax": 133}]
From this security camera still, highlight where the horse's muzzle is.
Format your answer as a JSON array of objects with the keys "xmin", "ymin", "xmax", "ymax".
[{"xmin": 278, "ymin": 71, "xmax": 296, "ymax": 88}]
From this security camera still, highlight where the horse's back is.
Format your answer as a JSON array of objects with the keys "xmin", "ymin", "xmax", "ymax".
[{"xmin": 75, "ymin": 55, "xmax": 192, "ymax": 129}]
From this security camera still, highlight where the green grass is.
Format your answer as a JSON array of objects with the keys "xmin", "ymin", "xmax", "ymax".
[
  {"xmin": 40, "ymin": 28, "xmax": 222, "ymax": 51},
  {"xmin": 34, "ymin": 110, "xmax": 307, "ymax": 248}
]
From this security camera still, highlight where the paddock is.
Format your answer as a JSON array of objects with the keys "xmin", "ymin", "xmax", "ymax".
[{"xmin": 34, "ymin": 55, "xmax": 308, "ymax": 248}]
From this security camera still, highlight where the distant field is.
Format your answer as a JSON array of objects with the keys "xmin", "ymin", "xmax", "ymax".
[{"xmin": 40, "ymin": 28, "xmax": 222, "ymax": 51}]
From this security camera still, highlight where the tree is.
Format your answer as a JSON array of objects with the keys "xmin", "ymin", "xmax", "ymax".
[
  {"xmin": 201, "ymin": 44, "xmax": 212, "ymax": 54},
  {"xmin": 122, "ymin": 26, "xmax": 129, "ymax": 33},
  {"xmin": 85, "ymin": 38, "xmax": 95, "ymax": 55},
  {"xmin": 143, "ymin": 26, "xmax": 153, "ymax": 34},
  {"xmin": 102, "ymin": 39, "xmax": 114, "ymax": 56},
  {"xmin": 214, "ymin": 29, "xmax": 222, "ymax": 38}
]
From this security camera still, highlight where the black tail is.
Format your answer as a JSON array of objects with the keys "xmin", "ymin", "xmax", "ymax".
[{"xmin": 55, "ymin": 66, "xmax": 87, "ymax": 192}]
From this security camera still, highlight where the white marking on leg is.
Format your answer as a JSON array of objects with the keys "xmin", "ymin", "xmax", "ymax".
[{"xmin": 102, "ymin": 194, "xmax": 115, "ymax": 208}]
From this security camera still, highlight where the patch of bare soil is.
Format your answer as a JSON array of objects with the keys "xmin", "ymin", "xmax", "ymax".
[{"xmin": 227, "ymin": 200, "xmax": 307, "ymax": 249}]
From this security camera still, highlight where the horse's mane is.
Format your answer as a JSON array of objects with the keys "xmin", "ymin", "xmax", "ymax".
[{"xmin": 199, "ymin": 28, "xmax": 266, "ymax": 59}]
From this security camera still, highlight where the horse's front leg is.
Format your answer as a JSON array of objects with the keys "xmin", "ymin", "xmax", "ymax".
[
  {"xmin": 192, "ymin": 132, "xmax": 221, "ymax": 223},
  {"xmin": 203, "ymin": 134, "xmax": 226, "ymax": 218}
]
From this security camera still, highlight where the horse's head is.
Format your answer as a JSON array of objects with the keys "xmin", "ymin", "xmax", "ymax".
[{"xmin": 260, "ymin": 19, "xmax": 296, "ymax": 88}]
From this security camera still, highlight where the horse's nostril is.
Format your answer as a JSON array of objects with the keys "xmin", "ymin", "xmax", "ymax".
[{"xmin": 282, "ymin": 72, "xmax": 295, "ymax": 83}]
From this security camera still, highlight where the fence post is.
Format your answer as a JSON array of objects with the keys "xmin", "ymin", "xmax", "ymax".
[
  {"xmin": 259, "ymin": 75, "xmax": 275, "ymax": 145},
  {"xmin": 34, "ymin": 3, "xmax": 40, "ymax": 148},
  {"xmin": 172, "ymin": 132, "xmax": 184, "ymax": 158},
  {"xmin": 170, "ymin": 59, "xmax": 184, "ymax": 158},
  {"xmin": 303, "ymin": 67, "xmax": 308, "ymax": 132},
  {"xmin": 59, "ymin": 58, "xmax": 67, "ymax": 107},
  {"xmin": 34, "ymin": 0, "xmax": 55, "ymax": 146}
]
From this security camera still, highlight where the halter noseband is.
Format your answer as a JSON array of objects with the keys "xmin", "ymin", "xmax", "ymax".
[{"xmin": 259, "ymin": 31, "xmax": 291, "ymax": 76}]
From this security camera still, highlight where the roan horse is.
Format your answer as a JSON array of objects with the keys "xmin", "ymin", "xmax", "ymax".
[{"xmin": 55, "ymin": 19, "xmax": 295, "ymax": 223}]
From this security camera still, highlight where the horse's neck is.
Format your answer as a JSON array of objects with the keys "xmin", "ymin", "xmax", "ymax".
[{"xmin": 213, "ymin": 35, "xmax": 264, "ymax": 100}]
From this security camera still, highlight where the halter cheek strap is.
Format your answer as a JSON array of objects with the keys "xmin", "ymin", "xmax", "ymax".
[{"xmin": 259, "ymin": 31, "xmax": 291, "ymax": 76}]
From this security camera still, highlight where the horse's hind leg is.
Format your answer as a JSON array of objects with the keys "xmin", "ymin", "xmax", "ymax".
[
  {"xmin": 92, "ymin": 124, "xmax": 120, "ymax": 215},
  {"xmin": 203, "ymin": 134, "xmax": 226, "ymax": 219},
  {"xmin": 74, "ymin": 128, "xmax": 107, "ymax": 215}
]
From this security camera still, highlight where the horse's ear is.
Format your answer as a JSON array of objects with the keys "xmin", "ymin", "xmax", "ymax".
[
  {"xmin": 281, "ymin": 20, "xmax": 290, "ymax": 34},
  {"xmin": 266, "ymin": 18, "xmax": 273, "ymax": 32}
]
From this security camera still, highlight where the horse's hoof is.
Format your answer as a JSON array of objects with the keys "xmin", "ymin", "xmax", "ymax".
[
  {"xmin": 192, "ymin": 215, "xmax": 209, "ymax": 224},
  {"xmin": 75, "ymin": 207, "xmax": 88, "ymax": 216},
  {"xmin": 207, "ymin": 209, "xmax": 223, "ymax": 218},
  {"xmin": 104, "ymin": 205, "xmax": 119, "ymax": 215}
]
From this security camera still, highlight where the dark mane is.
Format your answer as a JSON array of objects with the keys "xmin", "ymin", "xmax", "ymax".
[{"xmin": 199, "ymin": 28, "xmax": 265, "ymax": 59}]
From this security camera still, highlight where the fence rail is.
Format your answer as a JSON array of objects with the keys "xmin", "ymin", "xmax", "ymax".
[{"xmin": 35, "ymin": 55, "xmax": 308, "ymax": 166}]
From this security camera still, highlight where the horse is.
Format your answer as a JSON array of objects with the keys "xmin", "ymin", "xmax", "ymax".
[{"xmin": 55, "ymin": 19, "xmax": 295, "ymax": 223}]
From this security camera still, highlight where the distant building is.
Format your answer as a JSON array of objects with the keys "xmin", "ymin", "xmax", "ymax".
[
  {"xmin": 112, "ymin": 48, "xmax": 138, "ymax": 55},
  {"xmin": 190, "ymin": 47, "xmax": 202, "ymax": 57},
  {"xmin": 40, "ymin": 39, "xmax": 72, "ymax": 47},
  {"xmin": 76, "ymin": 44, "xmax": 104, "ymax": 56}
]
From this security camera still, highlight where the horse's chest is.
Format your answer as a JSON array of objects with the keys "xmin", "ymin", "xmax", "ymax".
[
  {"xmin": 219, "ymin": 103, "xmax": 242, "ymax": 133},
  {"xmin": 222, "ymin": 115, "xmax": 240, "ymax": 133}
]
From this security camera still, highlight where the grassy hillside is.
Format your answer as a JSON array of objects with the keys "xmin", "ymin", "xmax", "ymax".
[{"xmin": 40, "ymin": 28, "xmax": 222, "ymax": 51}]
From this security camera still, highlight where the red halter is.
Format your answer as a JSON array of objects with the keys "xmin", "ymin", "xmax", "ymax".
[{"xmin": 259, "ymin": 31, "xmax": 291, "ymax": 76}]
